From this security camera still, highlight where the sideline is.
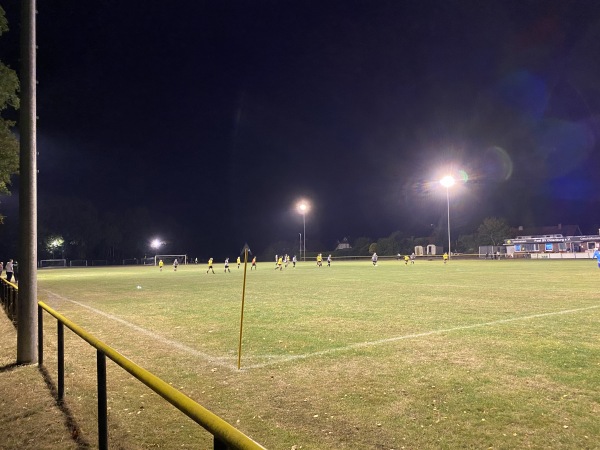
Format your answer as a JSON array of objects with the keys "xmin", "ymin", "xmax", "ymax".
[
  {"xmin": 44, "ymin": 291, "xmax": 600, "ymax": 371},
  {"xmin": 44, "ymin": 291, "xmax": 237, "ymax": 370}
]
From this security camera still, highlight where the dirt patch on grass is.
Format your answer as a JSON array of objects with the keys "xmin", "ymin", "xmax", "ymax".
[{"xmin": 0, "ymin": 314, "xmax": 81, "ymax": 449}]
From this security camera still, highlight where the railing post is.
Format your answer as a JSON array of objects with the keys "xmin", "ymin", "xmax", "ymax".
[
  {"xmin": 97, "ymin": 350, "xmax": 108, "ymax": 450},
  {"xmin": 214, "ymin": 436, "xmax": 228, "ymax": 450},
  {"xmin": 58, "ymin": 321, "xmax": 64, "ymax": 401},
  {"xmin": 38, "ymin": 304, "xmax": 43, "ymax": 366}
]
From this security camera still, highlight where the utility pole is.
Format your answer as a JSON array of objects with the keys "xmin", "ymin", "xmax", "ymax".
[{"xmin": 17, "ymin": 0, "xmax": 38, "ymax": 364}]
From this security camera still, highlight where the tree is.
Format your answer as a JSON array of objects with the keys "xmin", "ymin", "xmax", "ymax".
[
  {"xmin": 477, "ymin": 217, "xmax": 513, "ymax": 246},
  {"xmin": 352, "ymin": 237, "xmax": 371, "ymax": 255},
  {"xmin": 0, "ymin": 6, "xmax": 20, "ymax": 223}
]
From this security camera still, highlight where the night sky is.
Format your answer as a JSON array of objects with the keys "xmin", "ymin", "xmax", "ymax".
[{"xmin": 1, "ymin": 0, "xmax": 600, "ymax": 258}]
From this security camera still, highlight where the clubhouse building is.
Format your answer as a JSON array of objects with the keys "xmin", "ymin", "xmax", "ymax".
[{"xmin": 503, "ymin": 224, "xmax": 600, "ymax": 259}]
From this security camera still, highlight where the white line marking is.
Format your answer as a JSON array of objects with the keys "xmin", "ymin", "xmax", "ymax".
[
  {"xmin": 243, "ymin": 304, "xmax": 600, "ymax": 369},
  {"xmin": 44, "ymin": 291, "xmax": 238, "ymax": 370},
  {"xmin": 44, "ymin": 290, "xmax": 600, "ymax": 371}
]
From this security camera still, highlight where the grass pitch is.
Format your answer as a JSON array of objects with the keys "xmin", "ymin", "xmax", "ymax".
[{"xmin": 36, "ymin": 259, "xmax": 600, "ymax": 449}]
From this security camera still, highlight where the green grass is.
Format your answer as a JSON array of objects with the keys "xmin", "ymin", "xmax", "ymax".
[{"xmin": 37, "ymin": 259, "xmax": 600, "ymax": 449}]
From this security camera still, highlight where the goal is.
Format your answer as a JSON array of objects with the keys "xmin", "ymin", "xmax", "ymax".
[
  {"xmin": 70, "ymin": 259, "xmax": 88, "ymax": 267},
  {"xmin": 155, "ymin": 255, "xmax": 187, "ymax": 266},
  {"xmin": 39, "ymin": 259, "xmax": 67, "ymax": 268}
]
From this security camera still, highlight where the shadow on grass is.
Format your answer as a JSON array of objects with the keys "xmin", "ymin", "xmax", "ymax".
[
  {"xmin": 39, "ymin": 365, "xmax": 92, "ymax": 449},
  {"xmin": 0, "ymin": 362, "xmax": 19, "ymax": 373}
]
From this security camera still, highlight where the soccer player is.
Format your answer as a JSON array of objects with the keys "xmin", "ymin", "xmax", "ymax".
[
  {"xmin": 224, "ymin": 258, "xmax": 231, "ymax": 273},
  {"xmin": 327, "ymin": 254, "xmax": 332, "ymax": 267},
  {"xmin": 207, "ymin": 257, "xmax": 215, "ymax": 274},
  {"xmin": 159, "ymin": 259, "xmax": 164, "ymax": 271},
  {"xmin": 237, "ymin": 256, "xmax": 241, "ymax": 268},
  {"xmin": 316, "ymin": 253, "xmax": 322, "ymax": 267},
  {"xmin": 443, "ymin": 253, "xmax": 448, "ymax": 264},
  {"xmin": 276, "ymin": 255, "xmax": 283, "ymax": 271},
  {"xmin": 173, "ymin": 258, "xmax": 179, "ymax": 271},
  {"xmin": 410, "ymin": 252, "xmax": 416, "ymax": 264},
  {"xmin": 292, "ymin": 255, "xmax": 297, "ymax": 268},
  {"xmin": 404, "ymin": 255, "xmax": 409, "ymax": 265},
  {"xmin": 251, "ymin": 256, "xmax": 257, "ymax": 270},
  {"xmin": 372, "ymin": 253, "xmax": 378, "ymax": 266},
  {"xmin": 592, "ymin": 248, "xmax": 600, "ymax": 269}
]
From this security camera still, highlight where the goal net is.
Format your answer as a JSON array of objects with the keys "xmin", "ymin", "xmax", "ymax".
[
  {"xmin": 155, "ymin": 255, "xmax": 187, "ymax": 265},
  {"xmin": 70, "ymin": 259, "xmax": 88, "ymax": 267},
  {"xmin": 141, "ymin": 257, "xmax": 155, "ymax": 265},
  {"xmin": 39, "ymin": 259, "xmax": 67, "ymax": 268}
]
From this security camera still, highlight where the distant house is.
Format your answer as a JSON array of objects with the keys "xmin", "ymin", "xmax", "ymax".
[
  {"xmin": 335, "ymin": 237, "xmax": 351, "ymax": 251},
  {"xmin": 503, "ymin": 224, "xmax": 600, "ymax": 258}
]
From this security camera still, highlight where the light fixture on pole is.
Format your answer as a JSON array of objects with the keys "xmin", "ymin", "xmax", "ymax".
[
  {"xmin": 296, "ymin": 200, "xmax": 310, "ymax": 261},
  {"xmin": 150, "ymin": 238, "xmax": 163, "ymax": 250},
  {"xmin": 440, "ymin": 175, "xmax": 455, "ymax": 258}
]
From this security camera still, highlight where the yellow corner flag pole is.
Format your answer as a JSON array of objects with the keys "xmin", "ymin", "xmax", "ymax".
[{"xmin": 237, "ymin": 244, "xmax": 250, "ymax": 370}]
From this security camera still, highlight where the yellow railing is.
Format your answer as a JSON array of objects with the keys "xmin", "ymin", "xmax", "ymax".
[
  {"xmin": 38, "ymin": 301, "xmax": 266, "ymax": 450},
  {"xmin": 0, "ymin": 277, "xmax": 18, "ymax": 322}
]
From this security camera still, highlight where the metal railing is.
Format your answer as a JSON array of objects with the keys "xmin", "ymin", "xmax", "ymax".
[
  {"xmin": 0, "ymin": 278, "xmax": 18, "ymax": 323},
  {"xmin": 38, "ymin": 301, "xmax": 266, "ymax": 450}
]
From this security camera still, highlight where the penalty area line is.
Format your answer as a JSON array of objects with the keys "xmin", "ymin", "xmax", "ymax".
[
  {"xmin": 243, "ymin": 304, "xmax": 600, "ymax": 370},
  {"xmin": 44, "ymin": 291, "xmax": 238, "ymax": 371}
]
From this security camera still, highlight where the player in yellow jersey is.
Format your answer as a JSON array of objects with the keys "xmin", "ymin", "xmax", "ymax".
[
  {"xmin": 404, "ymin": 255, "xmax": 409, "ymax": 265},
  {"xmin": 443, "ymin": 253, "xmax": 448, "ymax": 264},
  {"xmin": 275, "ymin": 256, "xmax": 283, "ymax": 271},
  {"xmin": 316, "ymin": 253, "xmax": 322, "ymax": 267},
  {"xmin": 207, "ymin": 257, "xmax": 215, "ymax": 273},
  {"xmin": 237, "ymin": 256, "xmax": 241, "ymax": 268},
  {"xmin": 158, "ymin": 259, "xmax": 164, "ymax": 271}
]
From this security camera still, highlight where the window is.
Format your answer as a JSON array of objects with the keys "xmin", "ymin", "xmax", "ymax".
[{"xmin": 545, "ymin": 243, "xmax": 553, "ymax": 252}]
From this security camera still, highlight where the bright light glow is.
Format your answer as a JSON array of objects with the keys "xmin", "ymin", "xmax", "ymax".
[
  {"xmin": 50, "ymin": 237, "xmax": 64, "ymax": 248},
  {"xmin": 296, "ymin": 200, "xmax": 310, "ymax": 214},
  {"xmin": 440, "ymin": 175, "xmax": 456, "ymax": 188},
  {"xmin": 150, "ymin": 238, "xmax": 163, "ymax": 249}
]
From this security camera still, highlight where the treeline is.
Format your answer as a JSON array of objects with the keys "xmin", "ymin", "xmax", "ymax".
[{"xmin": 260, "ymin": 217, "xmax": 515, "ymax": 259}]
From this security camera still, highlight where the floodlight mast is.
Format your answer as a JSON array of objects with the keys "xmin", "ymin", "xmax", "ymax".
[
  {"xmin": 297, "ymin": 201, "xmax": 309, "ymax": 261},
  {"xmin": 440, "ymin": 176, "xmax": 455, "ymax": 259}
]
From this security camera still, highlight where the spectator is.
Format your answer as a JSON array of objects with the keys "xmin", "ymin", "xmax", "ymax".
[{"xmin": 5, "ymin": 259, "xmax": 14, "ymax": 282}]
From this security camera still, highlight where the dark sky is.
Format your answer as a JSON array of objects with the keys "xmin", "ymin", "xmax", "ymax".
[{"xmin": 2, "ymin": 0, "xmax": 600, "ymax": 256}]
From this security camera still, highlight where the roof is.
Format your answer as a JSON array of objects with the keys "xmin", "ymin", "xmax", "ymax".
[{"xmin": 516, "ymin": 224, "xmax": 582, "ymax": 238}]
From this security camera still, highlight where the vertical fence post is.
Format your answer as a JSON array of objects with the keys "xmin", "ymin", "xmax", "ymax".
[
  {"xmin": 58, "ymin": 321, "xmax": 64, "ymax": 401},
  {"xmin": 97, "ymin": 350, "xmax": 108, "ymax": 450},
  {"xmin": 37, "ymin": 304, "xmax": 43, "ymax": 366},
  {"xmin": 214, "ymin": 436, "xmax": 227, "ymax": 450}
]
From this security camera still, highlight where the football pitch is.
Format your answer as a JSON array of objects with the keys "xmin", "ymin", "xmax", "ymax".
[{"xmin": 37, "ymin": 259, "xmax": 600, "ymax": 449}]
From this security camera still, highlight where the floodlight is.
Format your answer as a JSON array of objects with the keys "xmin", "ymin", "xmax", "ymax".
[
  {"xmin": 296, "ymin": 199, "xmax": 311, "ymax": 261},
  {"xmin": 440, "ymin": 176, "xmax": 456, "ymax": 258}
]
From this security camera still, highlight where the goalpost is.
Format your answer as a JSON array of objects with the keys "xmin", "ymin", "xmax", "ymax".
[
  {"xmin": 154, "ymin": 254, "xmax": 187, "ymax": 266},
  {"xmin": 70, "ymin": 259, "xmax": 88, "ymax": 267},
  {"xmin": 39, "ymin": 259, "xmax": 67, "ymax": 268}
]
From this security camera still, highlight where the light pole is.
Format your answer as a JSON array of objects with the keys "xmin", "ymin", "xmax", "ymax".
[
  {"xmin": 296, "ymin": 200, "xmax": 309, "ymax": 261},
  {"xmin": 440, "ymin": 176, "xmax": 455, "ymax": 258},
  {"xmin": 299, "ymin": 233, "xmax": 302, "ymax": 259}
]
